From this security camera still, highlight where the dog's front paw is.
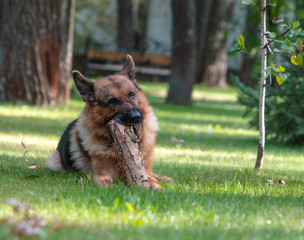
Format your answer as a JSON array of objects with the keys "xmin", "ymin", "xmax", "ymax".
[
  {"xmin": 147, "ymin": 176, "xmax": 162, "ymax": 190},
  {"xmin": 150, "ymin": 173, "xmax": 173, "ymax": 182},
  {"xmin": 157, "ymin": 175, "xmax": 173, "ymax": 182},
  {"xmin": 93, "ymin": 175, "xmax": 112, "ymax": 187}
]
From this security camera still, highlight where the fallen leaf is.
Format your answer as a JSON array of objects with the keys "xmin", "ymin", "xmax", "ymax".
[
  {"xmin": 11, "ymin": 217, "xmax": 47, "ymax": 237},
  {"xmin": 0, "ymin": 216, "xmax": 15, "ymax": 224},
  {"xmin": 28, "ymin": 163, "xmax": 38, "ymax": 169},
  {"xmin": 4, "ymin": 199, "xmax": 47, "ymax": 238},
  {"xmin": 7, "ymin": 198, "xmax": 31, "ymax": 214},
  {"xmin": 171, "ymin": 136, "xmax": 184, "ymax": 144}
]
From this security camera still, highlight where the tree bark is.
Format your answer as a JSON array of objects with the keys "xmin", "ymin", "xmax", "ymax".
[
  {"xmin": 196, "ymin": 0, "xmax": 235, "ymax": 87},
  {"xmin": 134, "ymin": 0, "xmax": 150, "ymax": 52},
  {"xmin": 195, "ymin": 0, "xmax": 212, "ymax": 84},
  {"xmin": 117, "ymin": 0, "xmax": 134, "ymax": 52},
  {"xmin": 0, "ymin": 0, "xmax": 75, "ymax": 106},
  {"xmin": 107, "ymin": 120, "xmax": 150, "ymax": 189},
  {"xmin": 255, "ymin": 0, "xmax": 267, "ymax": 170},
  {"xmin": 166, "ymin": 0, "xmax": 196, "ymax": 106}
]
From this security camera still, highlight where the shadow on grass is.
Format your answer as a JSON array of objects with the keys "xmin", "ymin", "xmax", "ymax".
[
  {"xmin": 0, "ymin": 220, "xmax": 303, "ymax": 240},
  {"xmin": 1, "ymin": 159, "xmax": 303, "ymax": 239},
  {"xmin": 1, "ymin": 161, "xmax": 303, "ymax": 208}
]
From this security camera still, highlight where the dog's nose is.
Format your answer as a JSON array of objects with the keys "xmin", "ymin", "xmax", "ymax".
[{"xmin": 128, "ymin": 110, "xmax": 143, "ymax": 124}]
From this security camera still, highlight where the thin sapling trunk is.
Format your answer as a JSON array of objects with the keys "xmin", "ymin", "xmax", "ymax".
[{"xmin": 255, "ymin": 0, "xmax": 267, "ymax": 170}]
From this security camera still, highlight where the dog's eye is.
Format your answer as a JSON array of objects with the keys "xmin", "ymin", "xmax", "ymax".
[
  {"xmin": 108, "ymin": 98, "xmax": 120, "ymax": 106},
  {"xmin": 129, "ymin": 91, "xmax": 135, "ymax": 100}
]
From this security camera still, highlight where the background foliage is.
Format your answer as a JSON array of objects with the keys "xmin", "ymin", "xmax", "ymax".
[{"xmin": 233, "ymin": 0, "xmax": 304, "ymax": 145}]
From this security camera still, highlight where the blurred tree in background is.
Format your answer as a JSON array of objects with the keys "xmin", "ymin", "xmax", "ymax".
[
  {"xmin": 166, "ymin": 0, "xmax": 197, "ymax": 106},
  {"xmin": 167, "ymin": 0, "xmax": 235, "ymax": 105},
  {"xmin": 117, "ymin": 0, "xmax": 151, "ymax": 52},
  {"xmin": 117, "ymin": 0, "xmax": 134, "ymax": 51},
  {"xmin": 0, "ymin": 0, "xmax": 75, "ymax": 106},
  {"xmin": 195, "ymin": 0, "xmax": 235, "ymax": 87}
]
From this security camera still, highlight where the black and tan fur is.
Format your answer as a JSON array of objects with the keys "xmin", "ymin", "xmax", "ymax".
[{"xmin": 47, "ymin": 55, "xmax": 171, "ymax": 188}]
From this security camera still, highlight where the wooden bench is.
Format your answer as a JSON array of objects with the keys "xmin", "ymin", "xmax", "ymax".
[{"xmin": 85, "ymin": 49, "xmax": 171, "ymax": 78}]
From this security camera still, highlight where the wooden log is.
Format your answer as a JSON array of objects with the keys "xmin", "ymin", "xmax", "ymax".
[{"xmin": 107, "ymin": 120, "xmax": 150, "ymax": 189}]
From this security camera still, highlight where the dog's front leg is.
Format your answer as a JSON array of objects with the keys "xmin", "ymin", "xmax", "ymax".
[{"xmin": 91, "ymin": 157, "xmax": 120, "ymax": 187}]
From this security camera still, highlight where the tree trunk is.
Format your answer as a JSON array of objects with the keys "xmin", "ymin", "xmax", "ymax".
[
  {"xmin": 255, "ymin": 0, "xmax": 267, "ymax": 170},
  {"xmin": 195, "ymin": 0, "xmax": 212, "ymax": 84},
  {"xmin": 166, "ymin": 0, "xmax": 196, "ymax": 106},
  {"xmin": 107, "ymin": 120, "xmax": 150, "ymax": 189},
  {"xmin": 0, "ymin": 0, "xmax": 75, "ymax": 106},
  {"xmin": 197, "ymin": 0, "xmax": 235, "ymax": 87},
  {"xmin": 134, "ymin": 0, "xmax": 150, "ymax": 52},
  {"xmin": 117, "ymin": 0, "xmax": 134, "ymax": 52}
]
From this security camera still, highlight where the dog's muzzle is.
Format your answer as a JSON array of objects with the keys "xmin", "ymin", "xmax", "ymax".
[
  {"xmin": 113, "ymin": 110, "xmax": 143, "ymax": 141},
  {"xmin": 113, "ymin": 110, "xmax": 143, "ymax": 125}
]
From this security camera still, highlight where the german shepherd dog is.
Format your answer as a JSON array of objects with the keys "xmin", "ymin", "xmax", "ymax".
[{"xmin": 47, "ymin": 55, "xmax": 171, "ymax": 189}]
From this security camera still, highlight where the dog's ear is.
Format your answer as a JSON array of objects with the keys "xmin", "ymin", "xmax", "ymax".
[
  {"xmin": 72, "ymin": 70, "xmax": 95, "ymax": 103},
  {"xmin": 120, "ymin": 54, "xmax": 135, "ymax": 81}
]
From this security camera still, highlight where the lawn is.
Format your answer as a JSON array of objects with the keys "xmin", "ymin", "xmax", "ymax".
[{"xmin": 0, "ymin": 81, "xmax": 303, "ymax": 240}]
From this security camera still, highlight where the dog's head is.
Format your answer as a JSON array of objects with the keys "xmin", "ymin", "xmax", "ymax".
[{"xmin": 72, "ymin": 55, "xmax": 143, "ymax": 127}]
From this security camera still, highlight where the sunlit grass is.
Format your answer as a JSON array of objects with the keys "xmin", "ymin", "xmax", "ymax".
[
  {"xmin": 140, "ymin": 82, "xmax": 237, "ymax": 102},
  {"xmin": 0, "ymin": 81, "xmax": 304, "ymax": 239}
]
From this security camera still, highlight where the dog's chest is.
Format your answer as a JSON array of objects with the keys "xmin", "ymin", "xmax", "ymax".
[{"xmin": 77, "ymin": 124, "xmax": 115, "ymax": 158}]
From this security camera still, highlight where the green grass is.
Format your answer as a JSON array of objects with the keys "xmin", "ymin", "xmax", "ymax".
[{"xmin": 1, "ymin": 82, "xmax": 304, "ymax": 240}]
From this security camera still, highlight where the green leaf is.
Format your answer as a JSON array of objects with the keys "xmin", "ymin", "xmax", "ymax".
[
  {"xmin": 287, "ymin": 46, "xmax": 296, "ymax": 53},
  {"xmin": 295, "ymin": 38, "xmax": 303, "ymax": 51},
  {"xmin": 262, "ymin": 66, "xmax": 271, "ymax": 73},
  {"xmin": 277, "ymin": 65, "xmax": 286, "ymax": 73},
  {"xmin": 293, "ymin": 20, "xmax": 300, "ymax": 29},
  {"xmin": 276, "ymin": 74, "xmax": 287, "ymax": 85},
  {"xmin": 262, "ymin": 69, "xmax": 271, "ymax": 81},
  {"xmin": 228, "ymin": 42, "xmax": 242, "ymax": 54},
  {"xmin": 268, "ymin": 0, "xmax": 277, "ymax": 6},
  {"xmin": 242, "ymin": 0, "xmax": 255, "ymax": 5},
  {"xmin": 269, "ymin": 32, "xmax": 277, "ymax": 39},
  {"xmin": 273, "ymin": 48, "xmax": 282, "ymax": 53},
  {"xmin": 125, "ymin": 202, "xmax": 134, "ymax": 213},
  {"xmin": 270, "ymin": 65, "xmax": 276, "ymax": 74},
  {"xmin": 295, "ymin": 28, "xmax": 302, "ymax": 36},
  {"xmin": 238, "ymin": 35, "xmax": 245, "ymax": 48},
  {"xmin": 285, "ymin": 38, "xmax": 293, "ymax": 47},
  {"xmin": 291, "ymin": 54, "xmax": 303, "ymax": 66}
]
